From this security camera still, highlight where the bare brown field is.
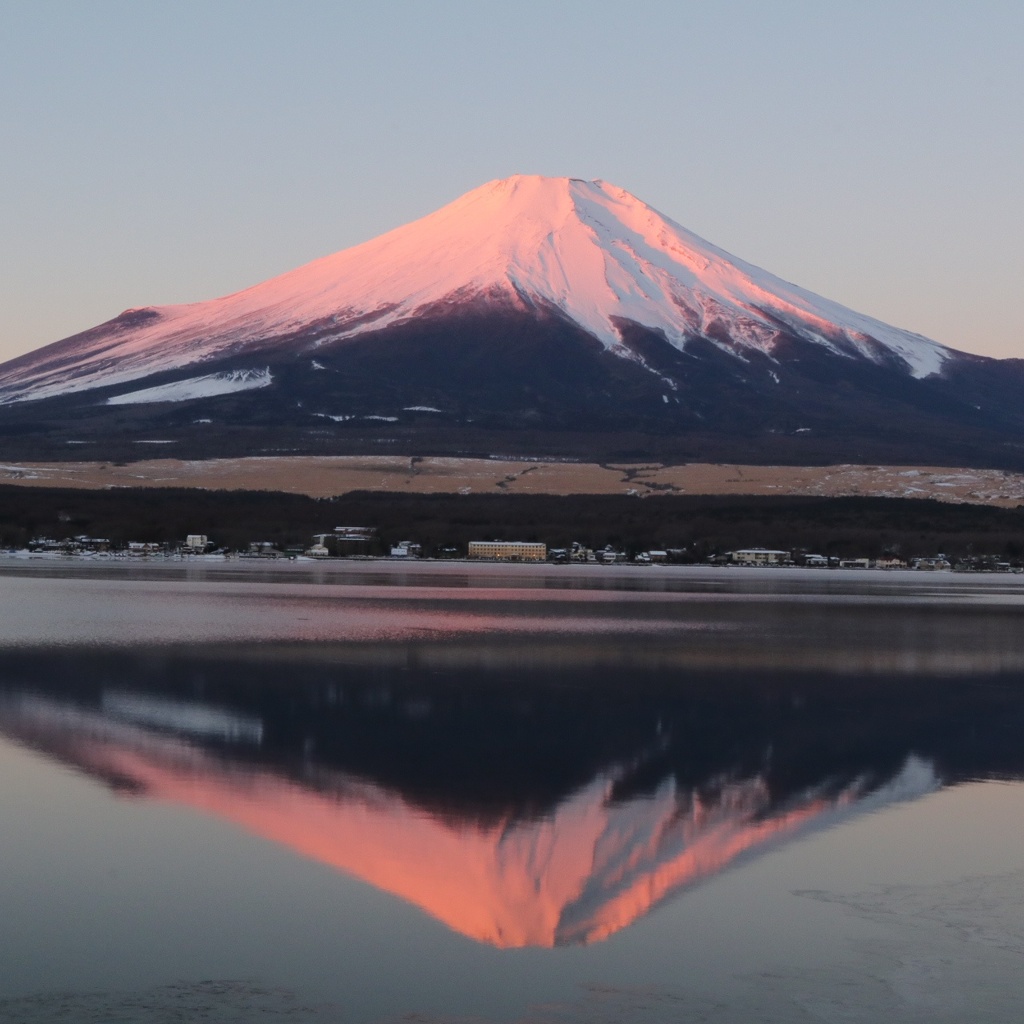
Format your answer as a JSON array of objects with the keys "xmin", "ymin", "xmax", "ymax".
[{"xmin": 1, "ymin": 456, "xmax": 1023, "ymax": 506}]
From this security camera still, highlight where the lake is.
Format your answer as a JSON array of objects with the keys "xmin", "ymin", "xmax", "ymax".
[{"xmin": 1, "ymin": 560, "xmax": 1023, "ymax": 1022}]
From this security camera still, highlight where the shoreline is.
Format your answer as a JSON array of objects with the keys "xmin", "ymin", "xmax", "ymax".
[{"xmin": 2, "ymin": 552, "xmax": 1023, "ymax": 591}]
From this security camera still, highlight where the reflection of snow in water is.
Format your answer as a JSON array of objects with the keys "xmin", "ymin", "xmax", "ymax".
[
  {"xmin": 0, "ymin": 692, "xmax": 938, "ymax": 949},
  {"xmin": 101, "ymin": 691, "xmax": 264, "ymax": 744}
]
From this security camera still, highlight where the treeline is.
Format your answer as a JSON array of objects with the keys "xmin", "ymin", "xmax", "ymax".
[{"xmin": 0, "ymin": 485, "xmax": 1022, "ymax": 560}]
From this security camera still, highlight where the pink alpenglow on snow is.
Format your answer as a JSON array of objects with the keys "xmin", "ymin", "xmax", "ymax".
[{"xmin": 0, "ymin": 176, "xmax": 952, "ymax": 405}]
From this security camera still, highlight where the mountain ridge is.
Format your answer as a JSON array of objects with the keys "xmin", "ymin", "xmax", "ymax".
[{"xmin": 0, "ymin": 175, "xmax": 1019, "ymax": 468}]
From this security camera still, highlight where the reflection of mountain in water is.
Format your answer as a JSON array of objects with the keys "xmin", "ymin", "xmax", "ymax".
[{"xmin": 1, "ymin": 649, "xmax": 1022, "ymax": 947}]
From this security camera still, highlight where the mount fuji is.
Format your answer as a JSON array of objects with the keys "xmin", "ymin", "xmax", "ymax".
[{"xmin": 1, "ymin": 175, "xmax": 1021, "ymax": 466}]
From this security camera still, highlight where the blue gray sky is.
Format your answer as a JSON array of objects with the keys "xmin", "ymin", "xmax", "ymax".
[{"xmin": 2, "ymin": 1, "xmax": 1021, "ymax": 362}]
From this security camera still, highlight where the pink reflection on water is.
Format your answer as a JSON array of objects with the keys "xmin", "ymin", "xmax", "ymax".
[{"xmin": 0, "ymin": 695, "xmax": 928, "ymax": 948}]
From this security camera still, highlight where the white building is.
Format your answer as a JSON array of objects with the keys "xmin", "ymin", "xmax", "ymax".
[
  {"xmin": 730, "ymin": 548, "xmax": 790, "ymax": 566},
  {"xmin": 467, "ymin": 540, "xmax": 547, "ymax": 562}
]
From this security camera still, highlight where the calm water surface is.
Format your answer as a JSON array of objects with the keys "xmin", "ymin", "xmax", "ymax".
[{"xmin": 1, "ymin": 560, "xmax": 1023, "ymax": 1022}]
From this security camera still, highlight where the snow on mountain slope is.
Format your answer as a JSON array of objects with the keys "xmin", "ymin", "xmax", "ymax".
[
  {"xmin": 104, "ymin": 367, "xmax": 271, "ymax": 405},
  {"xmin": 0, "ymin": 176, "xmax": 954, "ymax": 404}
]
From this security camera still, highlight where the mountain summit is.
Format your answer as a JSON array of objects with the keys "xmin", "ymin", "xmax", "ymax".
[
  {"xmin": 0, "ymin": 175, "xmax": 1020, "ymax": 465},
  {"xmin": 0, "ymin": 175, "xmax": 951, "ymax": 403}
]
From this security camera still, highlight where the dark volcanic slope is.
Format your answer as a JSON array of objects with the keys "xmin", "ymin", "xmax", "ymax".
[{"xmin": 1, "ymin": 306, "xmax": 1023, "ymax": 466}]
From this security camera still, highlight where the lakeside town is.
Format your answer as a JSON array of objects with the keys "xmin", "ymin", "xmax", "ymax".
[{"xmin": 9, "ymin": 524, "xmax": 1024, "ymax": 573}]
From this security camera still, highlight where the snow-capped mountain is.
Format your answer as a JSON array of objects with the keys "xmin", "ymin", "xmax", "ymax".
[
  {"xmin": 0, "ymin": 175, "xmax": 1020, "ymax": 465},
  {"xmin": 0, "ymin": 176, "xmax": 953, "ymax": 403}
]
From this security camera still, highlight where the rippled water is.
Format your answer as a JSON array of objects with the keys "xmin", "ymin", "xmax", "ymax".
[{"xmin": 1, "ymin": 560, "xmax": 1023, "ymax": 1022}]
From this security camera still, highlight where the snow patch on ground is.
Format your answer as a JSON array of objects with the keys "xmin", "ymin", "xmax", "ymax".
[{"xmin": 105, "ymin": 369, "xmax": 272, "ymax": 406}]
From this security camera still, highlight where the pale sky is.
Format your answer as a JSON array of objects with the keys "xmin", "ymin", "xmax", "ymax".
[{"xmin": 2, "ymin": 0, "xmax": 1021, "ymax": 362}]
